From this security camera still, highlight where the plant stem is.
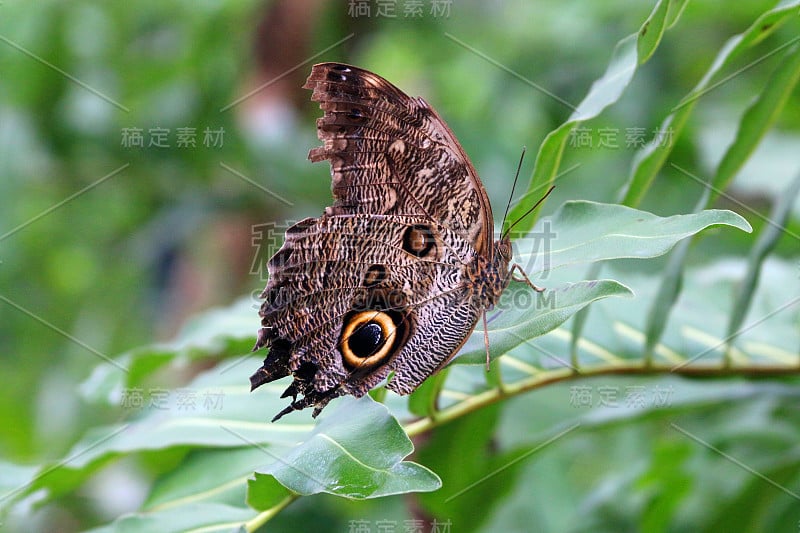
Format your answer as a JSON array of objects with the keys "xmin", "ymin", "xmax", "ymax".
[{"xmin": 404, "ymin": 362, "xmax": 799, "ymax": 436}]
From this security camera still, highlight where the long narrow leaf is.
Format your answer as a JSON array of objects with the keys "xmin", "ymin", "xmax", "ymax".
[
  {"xmin": 724, "ymin": 172, "xmax": 800, "ymax": 363},
  {"xmin": 621, "ymin": 0, "xmax": 800, "ymax": 207},
  {"xmin": 507, "ymin": 0, "xmax": 677, "ymax": 234},
  {"xmin": 710, "ymin": 43, "xmax": 800, "ymax": 202}
]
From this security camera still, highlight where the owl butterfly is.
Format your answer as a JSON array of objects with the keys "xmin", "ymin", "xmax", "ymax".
[{"xmin": 250, "ymin": 62, "xmax": 546, "ymax": 421}]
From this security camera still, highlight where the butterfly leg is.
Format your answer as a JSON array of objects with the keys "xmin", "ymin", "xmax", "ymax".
[
  {"xmin": 509, "ymin": 263, "xmax": 546, "ymax": 292},
  {"xmin": 482, "ymin": 311, "xmax": 491, "ymax": 372}
]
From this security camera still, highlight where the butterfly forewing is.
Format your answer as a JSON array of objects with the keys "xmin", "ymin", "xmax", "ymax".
[{"xmin": 304, "ymin": 63, "xmax": 493, "ymax": 254}]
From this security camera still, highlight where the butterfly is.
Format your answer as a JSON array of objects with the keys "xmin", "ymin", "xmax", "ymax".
[{"xmin": 250, "ymin": 63, "xmax": 544, "ymax": 421}]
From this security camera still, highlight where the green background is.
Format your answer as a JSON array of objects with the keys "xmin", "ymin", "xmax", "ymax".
[{"xmin": 1, "ymin": 0, "xmax": 798, "ymax": 531}]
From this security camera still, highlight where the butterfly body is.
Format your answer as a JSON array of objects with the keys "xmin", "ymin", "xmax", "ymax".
[{"xmin": 251, "ymin": 63, "xmax": 513, "ymax": 421}]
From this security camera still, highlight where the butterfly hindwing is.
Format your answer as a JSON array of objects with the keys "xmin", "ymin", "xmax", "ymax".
[{"xmin": 253, "ymin": 214, "xmax": 480, "ymax": 418}]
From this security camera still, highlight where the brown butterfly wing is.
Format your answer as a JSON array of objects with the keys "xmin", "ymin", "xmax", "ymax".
[
  {"xmin": 304, "ymin": 62, "xmax": 494, "ymax": 256},
  {"xmin": 251, "ymin": 63, "xmax": 497, "ymax": 420},
  {"xmin": 253, "ymin": 214, "xmax": 480, "ymax": 419}
]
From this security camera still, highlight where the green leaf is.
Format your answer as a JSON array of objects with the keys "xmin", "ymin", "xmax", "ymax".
[
  {"xmin": 636, "ymin": 440, "xmax": 694, "ymax": 531},
  {"xmin": 457, "ymin": 280, "xmax": 632, "ymax": 365},
  {"xmin": 622, "ymin": 0, "xmax": 800, "ymax": 207},
  {"xmin": 145, "ymin": 448, "xmax": 276, "ymax": 511},
  {"xmin": 642, "ymin": 188, "xmax": 711, "ymax": 363},
  {"xmin": 416, "ymin": 405, "xmax": 530, "ymax": 533},
  {"xmin": 515, "ymin": 201, "xmax": 752, "ymax": 274},
  {"xmin": 508, "ymin": 0, "xmax": 676, "ymax": 234},
  {"xmin": 253, "ymin": 396, "xmax": 441, "ymax": 499},
  {"xmin": 0, "ymin": 460, "xmax": 39, "ymax": 513},
  {"xmin": 725, "ymin": 172, "xmax": 800, "ymax": 358},
  {"xmin": 636, "ymin": 0, "xmax": 670, "ymax": 64},
  {"xmin": 665, "ymin": 0, "xmax": 690, "ymax": 28},
  {"xmin": 71, "ymin": 364, "xmax": 311, "ymax": 468},
  {"xmin": 639, "ymin": 43, "xmax": 800, "ymax": 362},
  {"xmin": 568, "ymin": 262, "xmax": 604, "ymax": 367},
  {"xmin": 710, "ymin": 42, "xmax": 800, "ymax": 202},
  {"xmin": 80, "ymin": 298, "xmax": 258, "ymax": 404},
  {"xmin": 407, "ymin": 368, "xmax": 450, "ymax": 417},
  {"xmin": 84, "ymin": 502, "xmax": 253, "ymax": 533},
  {"xmin": 584, "ymin": 259, "xmax": 800, "ymax": 369},
  {"xmin": 457, "ymin": 202, "xmax": 750, "ymax": 367},
  {"xmin": 15, "ymin": 361, "xmax": 309, "ymax": 509},
  {"xmin": 642, "ymin": 235, "xmax": 690, "ymax": 364},
  {"xmin": 699, "ymin": 449, "xmax": 800, "ymax": 533},
  {"xmin": 246, "ymin": 474, "xmax": 292, "ymax": 512},
  {"xmin": 486, "ymin": 377, "xmax": 800, "ymax": 532}
]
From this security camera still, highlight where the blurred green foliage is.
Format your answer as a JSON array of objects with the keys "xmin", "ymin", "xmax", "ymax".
[{"xmin": 0, "ymin": 0, "xmax": 799, "ymax": 531}]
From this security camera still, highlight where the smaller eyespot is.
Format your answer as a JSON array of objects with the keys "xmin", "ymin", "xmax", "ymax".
[{"xmin": 402, "ymin": 224, "xmax": 436, "ymax": 258}]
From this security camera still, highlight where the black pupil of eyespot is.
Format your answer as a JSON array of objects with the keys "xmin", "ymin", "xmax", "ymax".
[{"xmin": 348, "ymin": 322, "xmax": 384, "ymax": 358}]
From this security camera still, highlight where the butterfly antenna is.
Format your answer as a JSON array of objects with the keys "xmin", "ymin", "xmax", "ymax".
[
  {"xmin": 502, "ymin": 185, "xmax": 556, "ymax": 240},
  {"xmin": 501, "ymin": 147, "xmax": 527, "ymax": 233}
]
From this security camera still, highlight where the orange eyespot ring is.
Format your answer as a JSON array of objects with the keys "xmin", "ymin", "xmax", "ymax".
[{"xmin": 339, "ymin": 311, "xmax": 397, "ymax": 370}]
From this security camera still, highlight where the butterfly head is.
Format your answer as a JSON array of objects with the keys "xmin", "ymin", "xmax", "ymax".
[{"xmin": 494, "ymin": 236, "xmax": 513, "ymax": 265}]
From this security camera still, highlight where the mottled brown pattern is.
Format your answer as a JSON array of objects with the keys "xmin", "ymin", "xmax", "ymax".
[{"xmin": 250, "ymin": 63, "xmax": 513, "ymax": 421}]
